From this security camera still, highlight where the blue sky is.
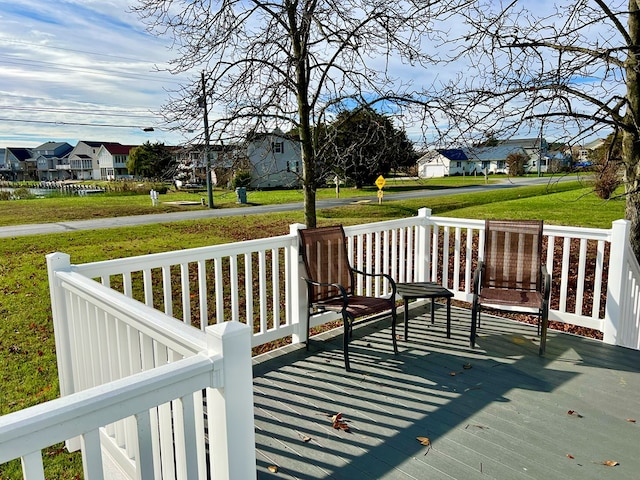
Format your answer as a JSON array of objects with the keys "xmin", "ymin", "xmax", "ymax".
[
  {"xmin": 0, "ymin": 0, "xmax": 188, "ymax": 148},
  {"xmin": 0, "ymin": 1, "xmax": 617, "ymax": 150}
]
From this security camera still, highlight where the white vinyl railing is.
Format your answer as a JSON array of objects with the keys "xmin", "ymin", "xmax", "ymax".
[{"xmin": 4, "ymin": 210, "xmax": 640, "ymax": 479}]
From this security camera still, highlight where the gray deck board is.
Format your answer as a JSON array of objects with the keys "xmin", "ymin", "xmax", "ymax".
[{"xmin": 253, "ymin": 303, "xmax": 640, "ymax": 479}]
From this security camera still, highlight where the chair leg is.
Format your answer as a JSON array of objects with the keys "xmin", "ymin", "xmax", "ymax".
[
  {"xmin": 306, "ymin": 312, "xmax": 311, "ymax": 351},
  {"xmin": 391, "ymin": 308, "xmax": 399, "ymax": 355},
  {"xmin": 539, "ymin": 304, "xmax": 549, "ymax": 356},
  {"xmin": 342, "ymin": 312, "xmax": 351, "ymax": 371},
  {"xmin": 470, "ymin": 299, "xmax": 479, "ymax": 348}
]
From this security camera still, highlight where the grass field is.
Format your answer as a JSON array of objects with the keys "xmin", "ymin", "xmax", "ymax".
[
  {"xmin": 0, "ymin": 175, "xmax": 495, "ymax": 226},
  {"xmin": 0, "ymin": 179, "xmax": 625, "ymax": 478}
]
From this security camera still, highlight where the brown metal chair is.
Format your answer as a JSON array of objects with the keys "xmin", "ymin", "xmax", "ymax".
[
  {"xmin": 471, "ymin": 219, "xmax": 551, "ymax": 355},
  {"xmin": 299, "ymin": 225, "xmax": 398, "ymax": 371}
]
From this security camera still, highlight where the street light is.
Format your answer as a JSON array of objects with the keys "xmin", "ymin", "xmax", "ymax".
[{"xmin": 200, "ymin": 71, "xmax": 214, "ymax": 208}]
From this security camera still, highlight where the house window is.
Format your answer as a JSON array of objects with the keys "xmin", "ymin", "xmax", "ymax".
[
  {"xmin": 455, "ymin": 161, "xmax": 461, "ymax": 168},
  {"xmin": 286, "ymin": 161, "xmax": 299, "ymax": 173},
  {"xmin": 481, "ymin": 161, "xmax": 490, "ymax": 170},
  {"xmin": 497, "ymin": 161, "xmax": 505, "ymax": 169},
  {"xmin": 272, "ymin": 142, "xmax": 284, "ymax": 153}
]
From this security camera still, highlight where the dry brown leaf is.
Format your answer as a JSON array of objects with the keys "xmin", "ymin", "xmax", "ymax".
[
  {"xmin": 302, "ymin": 436, "xmax": 311, "ymax": 443},
  {"xmin": 449, "ymin": 371, "xmax": 457, "ymax": 376},
  {"xmin": 602, "ymin": 460, "xmax": 619, "ymax": 467},
  {"xmin": 567, "ymin": 410, "xmax": 583, "ymax": 418},
  {"xmin": 268, "ymin": 465, "xmax": 279, "ymax": 473},
  {"xmin": 566, "ymin": 454, "xmax": 575, "ymax": 459},
  {"xmin": 627, "ymin": 418, "xmax": 637, "ymax": 423},
  {"xmin": 463, "ymin": 363, "xmax": 472, "ymax": 370},
  {"xmin": 416, "ymin": 436, "xmax": 430, "ymax": 446},
  {"xmin": 331, "ymin": 413, "xmax": 343, "ymax": 423}
]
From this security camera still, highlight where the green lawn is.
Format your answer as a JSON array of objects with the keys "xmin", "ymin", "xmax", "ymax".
[
  {"xmin": 0, "ymin": 175, "xmax": 496, "ymax": 226},
  {"xmin": 0, "ymin": 180, "xmax": 624, "ymax": 478}
]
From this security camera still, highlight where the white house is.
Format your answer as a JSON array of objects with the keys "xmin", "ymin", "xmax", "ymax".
[
  {"xmin": 245, "ymin": 129, "xmax": 302, "ymax": 188},
  {"xmin": 462, "ymin": 145, "xmax": 525, "ymax": 174},
  {"xmin": 498, "ymin": 137, "xmax": 548, "ymax": 173},
  {"xmin": 416, "ymin": 149, "xmax": 470, "ymax": 178},
  {"xmin": 96, "ymin": 144, "xmax": 135, "ymax": 180}
]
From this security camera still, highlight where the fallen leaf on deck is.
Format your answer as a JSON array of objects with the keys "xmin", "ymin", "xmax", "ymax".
[
  {"xmin": 512, "ymin": 337, "xmax": 526, "ymax": 344},
  {"xmin": 627, "ymin": 418, "xmax": 636, "ymax": 423},
  {"xmin": 602, "ymin": 460, "xmax": 619, "ymax": 467},
  {"xmin": 302, "ymin": 436, "xmax": 311, "ymax": 442},
  {"xmin": 566, "ymin": 454, "xmax": 575, "ymax": 459},
  {"xmin": 463, "ymin": 363, "xmax": 472, "ymax": 369},
  {"xmin": 268, "ymin": 465, "xmax": 279, "ymax": 473},
  {"xmin": 567, "ymin": 410, "xmax": 583, "ymax": 418},
  {"xmin": 449, "ymin": 371, "xmax": 458, "ymax": 376},
  {"xmin": 416, "ymin": 436, "xmax": 430, "ymax": 446},
  {"xmin": 331, "ymin": 413, "xmax": 343, "ymax": 423}
]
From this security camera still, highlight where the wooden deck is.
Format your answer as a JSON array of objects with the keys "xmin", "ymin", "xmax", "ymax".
[{"xmin": 251, "ymin": 302, "xmax": 640, "ymax": 479}]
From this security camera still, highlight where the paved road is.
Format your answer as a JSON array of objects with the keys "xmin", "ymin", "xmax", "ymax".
[{"xmin": 0, "ymin": 176, "xmax": 574, "ymax": 238}]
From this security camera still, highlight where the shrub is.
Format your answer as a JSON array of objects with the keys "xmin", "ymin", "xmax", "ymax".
[
  {"xmin": 0, "ymin": 191, "xmax": 11, "ymax": 201},
  {"xmin": 506, "ymin": 152, "xmax": 527, "ymax": 176},
  {"xmin": 231, "ymin": 171, "xmax": 252, "ymax": 188},
  {"xmin": 593, "ymin": 161, "xmax": 622, "ymax": 199},
  {"xmin": 12, "ymin": 187, "xmax": 35, "ymax": 199}
]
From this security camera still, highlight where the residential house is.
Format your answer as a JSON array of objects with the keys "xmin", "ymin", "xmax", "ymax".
[
  {"xmin": 498, "ymin": 137, "xmax": 548, "ymax": 173},
  {"xmin": 416, "ymin": 149, "xmax": 470, "ymax": 178},
  {"xmin": 96, "ymin": 143, "xmax": 135, "ymax": 180},
  {"xmin": 0, "ymin": 148, "xmax": 7, "ymax": 180},
  {"xmin": 462, "ymin": 145, "xmax": 525, "ymax": 174},
  {"xmin": 244, "ymin": 129, "xmax": 302, "ymax": 188},
  {"xmin": 4, "ymin": 147, "xmax": 33, "ymax": 181},
  {"xmin": 33, "ymin": 142, "xmax": 73, "ymax": 181}
]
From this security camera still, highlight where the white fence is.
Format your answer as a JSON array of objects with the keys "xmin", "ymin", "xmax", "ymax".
[{"xmin": 3, "ymin": 210, "xmax": 640, "ymax": 479}]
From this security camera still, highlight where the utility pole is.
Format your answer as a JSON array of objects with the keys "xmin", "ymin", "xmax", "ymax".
[{"xmin": 201, "ymin": 71, "xmax": 214, "ymax": 208}]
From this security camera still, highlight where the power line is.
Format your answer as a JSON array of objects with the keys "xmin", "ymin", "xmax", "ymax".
[
  {"xmin": 0, "ymin": 117, "xmax": 159, "ymax": 129},
  {"xmin": 0, "ymin": 105, "xmax": 156, "ymax": 118}
]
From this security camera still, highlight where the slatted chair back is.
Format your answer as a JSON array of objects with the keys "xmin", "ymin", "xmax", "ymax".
[
  {"xmin": 299, "ymin": 225, "xmax": 354, "ymax": 303},
  {"xmin": 482, "ymin": 219, "xmax": 544, "ymax": 294},
  {"xmin": 472, "ymin": 218, "xmax": 550, "ymax": 356}
]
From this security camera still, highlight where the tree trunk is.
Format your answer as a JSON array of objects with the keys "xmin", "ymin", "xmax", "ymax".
[{"xmin": 625, "ymin": 0, "xmax": 640, "ymax": 261}]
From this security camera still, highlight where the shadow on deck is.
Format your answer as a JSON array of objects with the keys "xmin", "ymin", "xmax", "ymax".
[{"xmin": 252, "ymin": 303, "xmax": 640, "ymax": 480}]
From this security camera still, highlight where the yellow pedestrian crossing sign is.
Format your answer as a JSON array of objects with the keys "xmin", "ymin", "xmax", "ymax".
[{"xmin": 375, "ymin": 175, "xmax": 386, "ymax": 190}]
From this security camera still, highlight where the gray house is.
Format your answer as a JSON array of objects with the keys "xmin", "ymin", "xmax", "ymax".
[
  {"xmin": 33, "ymin": 142, "xmax": 73, "ymax": 181},
  {"xmin": 4, "ymin": 147, "xmax": 33, "ymax": 181}
]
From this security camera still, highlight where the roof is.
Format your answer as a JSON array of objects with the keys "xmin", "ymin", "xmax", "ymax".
[
  {"xmin": 102, "ymin": 144, "xmax": 135, "ymax": 155},
  {"xmin": 6, "ymin": 147, "xmax": 32, "ymax": 161},
  {"xmin": 463, "ymin": 145, "xmax": 525, "ymax": 161},
  {"xmin": 498, "ymin": 137, "xmax": 542, "ymax": 149},
  {"xmin": 437, "ymin": 148, "xmax": 468, "ymax": 161}
]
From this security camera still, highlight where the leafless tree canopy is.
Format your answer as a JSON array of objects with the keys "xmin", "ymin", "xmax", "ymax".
[
  {"xmin": 132, "ymin": 0, "xmax": 462, "ymax": 226},
  {"xmin": 439, "ymin": 1, "xmax": 640, "ymax": 259}
]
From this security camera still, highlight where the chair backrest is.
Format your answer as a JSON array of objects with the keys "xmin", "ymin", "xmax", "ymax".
[
  {"xmin": 482, "ymin": 219, "xmax": 544, "ymax": 292},
  {"xmin": 299, "ymin": 225, "xmax": 354, "ymax": 302}
]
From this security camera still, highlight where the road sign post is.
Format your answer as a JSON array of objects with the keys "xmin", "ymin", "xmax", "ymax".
[{"xmin": 375, "ymin": 175, "xmax": 386, "ymax": 204}]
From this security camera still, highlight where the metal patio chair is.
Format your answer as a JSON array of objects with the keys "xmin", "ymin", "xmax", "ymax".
[
  {"xmin": 299, "ymin": 225, "xmax": 398, "ymax": 371},
  {"xmin": 471, "ymin": 219, "xmax": 551, "ymax": 355}
]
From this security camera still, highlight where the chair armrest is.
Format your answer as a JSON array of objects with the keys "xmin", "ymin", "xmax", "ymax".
[
  {"xmin": 349, "ymin": 267, "xmax": 397, "ymax": 297},
  {"xmin": 541, "ymin": 265, "xmax": 551, "ymax": 301},
  {"xmin": 472, "ymin": 260, "xmax": 484, "ymax": 295},
  {"xmin": 303, "ymin": 277, "xmax": 350, "ymax": 306}
]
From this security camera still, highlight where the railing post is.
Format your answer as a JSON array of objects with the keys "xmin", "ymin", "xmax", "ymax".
[
  {"xmin": 206, "ymin": 321, "xmax": 256, "ymax": 479},
  {"xmin": 417, "ymin": 208, "xmax": 432, "ymax": 282},
  {"xmin": 604, "ymin": 220, "xmax": 631, "ymax": 345},
  {"xmin": 46, "ymin": 253, "xmax": 75, "ymax": 398},
  {"xmin": 46, "ymin": 252, "xmax": 82, "ymax": 453},
  {"xmin": 289, "ymin": 223, "xmax": 307, "ymax": 344}
]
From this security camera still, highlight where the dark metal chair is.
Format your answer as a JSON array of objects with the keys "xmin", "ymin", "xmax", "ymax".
[
  {"xmin": 299, "ymin": 225, "xmax": 398, "ymax": 371},
  {"xmin": 471, "ymin": 219, "xmax": 551, "ymax": 355}
]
